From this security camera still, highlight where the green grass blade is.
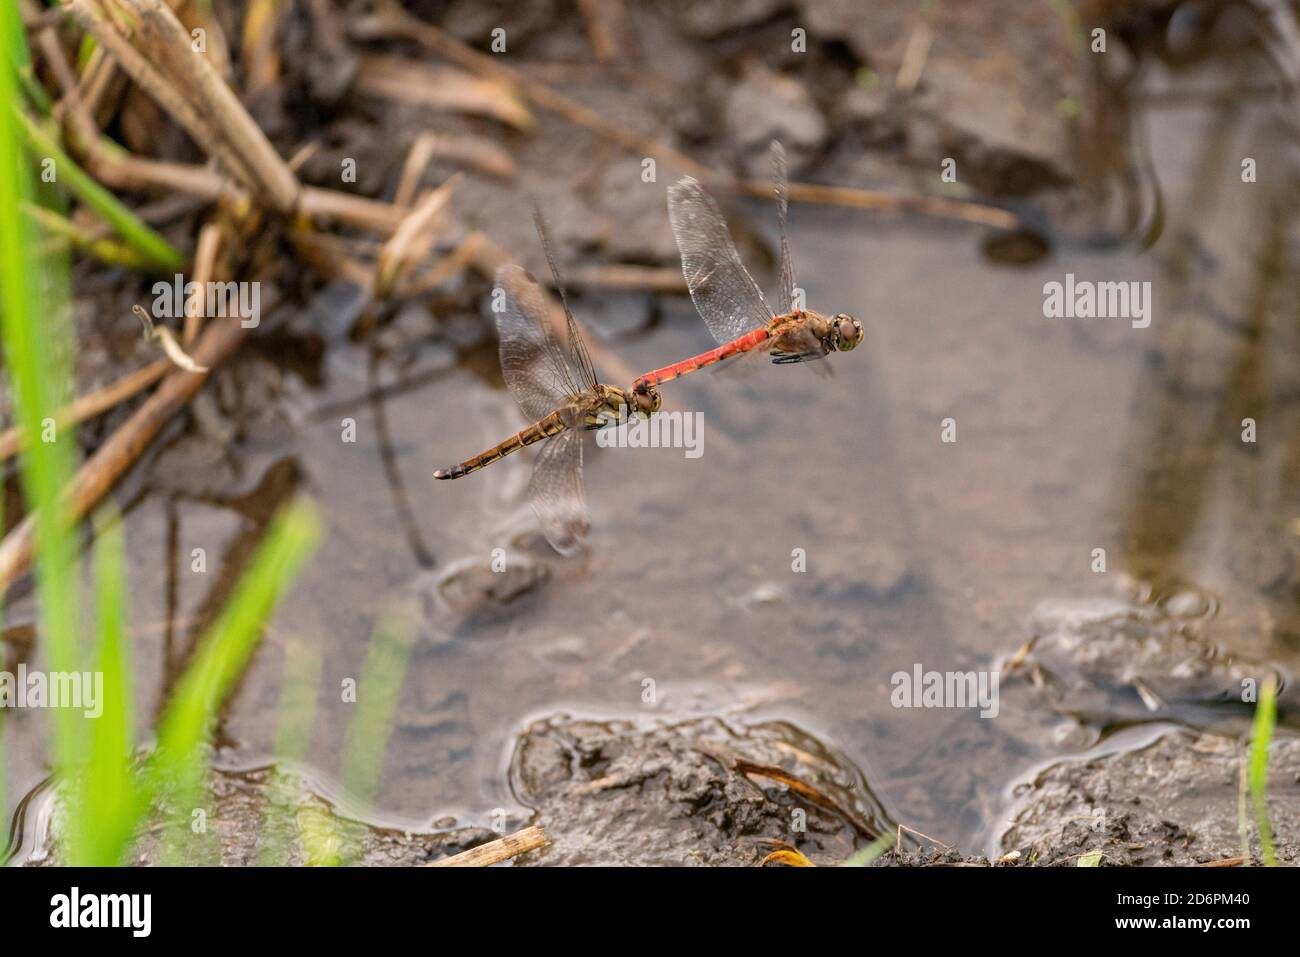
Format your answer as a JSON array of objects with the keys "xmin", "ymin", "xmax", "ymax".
[
  {"xmin": 0, "ymin": 0, "xmax": 84, "ymax": 815},
  {"xmin": 17, "ymin": 113, "xmax": 185, "ymax": 272},
  {"xmin": 24, "ymin": 201, "xmax": 159, "ymax": 271},
  {"xmin": 1248, "ymin": 677, "xmax": 1277, "ymax": 867},
  {"xmin": 147, "ymin": 498, "xmax": 322, "ymax": 864},
  {"xmin": 841, "ymin": 831, "xmax": 896, "ymax": 867},
  {"xmin": 4, "ymin": 2, "xmax": 50, "ymax": 114},
  {"xmin": 333, "ymin": 614, "xmax": 416, "ymax": 865},
  {"xmin": 257, "ymin": 638, "xmax": 322, "ymax": 867},
  {"xmin": 72, "ymin": 508, "xmax": 138, "ymax": 866},
  {"xmin": 340, "ymin": 615, "xmax": 415, "ymax": 805}
]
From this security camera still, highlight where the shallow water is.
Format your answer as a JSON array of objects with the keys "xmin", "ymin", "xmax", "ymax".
[{"xmin": 6, "ymin": 25, "xmax": 1300, "ymax": 861}]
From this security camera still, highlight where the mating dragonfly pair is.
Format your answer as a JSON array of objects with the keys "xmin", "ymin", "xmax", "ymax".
[{"xmin": 435, "ymin": 143, "xmax": 864, "ymax": 555}]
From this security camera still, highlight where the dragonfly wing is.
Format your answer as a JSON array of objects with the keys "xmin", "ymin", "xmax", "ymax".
[
  {"xmin": 668, "ymin": 176, "xmax": 775, "ymax": 345},
  {"xmin": 494, "ymin": 264, "xmax": 578, "ymax": 423},
  {"xmin": 771, "ymin": 141, "xmax": 798, "ymax": 316},
  {"xmin": 527, "ymin": 427, "xmax": 590, "ymax": 557},
  {"xmin": 533, "ymin": 209, "xmax": 599, "ymax": 390}
]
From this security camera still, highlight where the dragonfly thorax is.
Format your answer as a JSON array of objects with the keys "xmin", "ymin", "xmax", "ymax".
[{"xmin": 585, "ymin": 383, "xmax": 657, "ymax": 428}]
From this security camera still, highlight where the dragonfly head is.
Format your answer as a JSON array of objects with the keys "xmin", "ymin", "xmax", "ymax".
[
  {"xmin": 625, "ymin": 381, "xmax": 662, "ymax": 418},
  {"xmin": 831, "ymin": 314, "xmax": 864, "ymax": 352}
]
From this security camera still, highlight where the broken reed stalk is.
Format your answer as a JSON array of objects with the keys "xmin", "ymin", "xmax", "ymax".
[
  {"xmin": 66, "ymin": 0, "xmax": 300, "ymax": 213},
  {"xmin": 424, "ymin": 826, "xmax": 548, "ymax": 867},
  {"xmin": 64, "ymin": 0, "xmax": 253, "ymax": 186},
  {"xmin": 0, "ymin": 317, "xmax": 251, "ymax": 594},
  {"xmin": 130, "ymin": 0, "xmax": 300, "ymax": 211}
]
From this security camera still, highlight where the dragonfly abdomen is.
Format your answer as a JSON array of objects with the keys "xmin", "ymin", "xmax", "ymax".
[
  {"xmin": 633, "ymin": 327, "xmax": 770, "ymax": 390},
  {"xmin": 434, "ymin": 412, "xmax": 567, "ymax": 480}
]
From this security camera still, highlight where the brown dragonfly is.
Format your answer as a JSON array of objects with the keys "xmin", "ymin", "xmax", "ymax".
[{"xmin": 434, "ymin": 212, "xmax": 661, "ymax": 555}]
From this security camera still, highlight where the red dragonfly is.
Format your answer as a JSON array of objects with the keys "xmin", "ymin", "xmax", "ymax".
[
  {"xmin": 631, "ymin": 142, "xmax": 862, "ymax": 405},
  {"xmin": 434, "ymin": 212, "xmax": 661, "ymax": 555}
]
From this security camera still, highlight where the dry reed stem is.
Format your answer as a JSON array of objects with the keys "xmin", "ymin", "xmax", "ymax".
[
  {"xmin": 393, "ymin": 133, "xmax": 439, "ymax": 210},
  {"xmin": 186, "ymin": 220, "xmax": 224, "ymax": 344},
  {"xmin": 355, "ymin": 55, "xmax": 534, "ymax": 131},
  {"xmin": 563, "ymin": 264, "xmax": 687, "ymax": 293},
  {"xmin": 87, "ymin": 150, "xmax": 408, "ymax": 234},
  {"xmin": 424, "ymin": 133, "xmax": 515, "ymax": 180},
  {"xmin": 0, "ymin": 360, "xmax": 170, "ymax": 462},
  {"xmin": 241, "ymin": 0, "xmax": 284, "ymax": 93},
  {"xmin": 0, "ymin": 317, "xmax": 251, "ymax": 594},
  {"xmin": 396, "ymin": 231, "xmax": 488, "ymax": 299},
  {"xmin": 375, "ymin": 174, "xmax": 460, "ymax": 297},
  {"xmin": 577, "ymin": 0, "xmax": 628, "ymax": 62},
  {"xmin": 424, "ymin": 826, "xmax": 547, "ymax": 867},
  {"xmin": 65, "ymin": 0, "xmax": 261, "ymax": 190},
  {"xmin": 131, "ymin": 0, "xmax": 300, "ymax": 211}
]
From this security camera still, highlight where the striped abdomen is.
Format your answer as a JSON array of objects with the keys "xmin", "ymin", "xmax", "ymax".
[
  {"xmin": 632, "ymin": 327, "xmax": 770, "ymax": 391},
  {"xmin": 434, "ymin": 411, "xmax": 566, "ymax": 480}
]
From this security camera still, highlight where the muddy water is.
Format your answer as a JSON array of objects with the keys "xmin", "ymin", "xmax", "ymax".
[{"xmin": 7, "ymin": 45, "xmax": 1300, "ymax": 861}]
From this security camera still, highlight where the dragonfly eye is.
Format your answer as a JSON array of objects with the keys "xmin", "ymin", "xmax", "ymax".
[{"xmin": 834, "ymin": 315, "xmax": 864, "ymax": 352}]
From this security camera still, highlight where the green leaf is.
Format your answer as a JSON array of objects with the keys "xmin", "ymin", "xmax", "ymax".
[
  {"xmin": 17, "ymin": 113, "xmax": 185, "ymax": 272},
  {"xmin": 147, "ymin": 498, "xmax": 322, "ymax": 864},
  {"xmin": 1248, "ymin": 678, "xmax": 1278, "ymax": 867},
  {"xmin": 73, "ymin": 509, "xmax": 138, "ymax": 866},
  {"xmin": 842, "ymin": 832, "xmax": 897, "ymax": 867}
]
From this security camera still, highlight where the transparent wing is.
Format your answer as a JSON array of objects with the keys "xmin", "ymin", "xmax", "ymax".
[
  {"xmin": 771, "ymin": 141, "xmax": 798, "ymax": 316},
  {"xmin": 494, "ymin": 264, "xmax": 579, "ymax": 422},
  {"xmin": 532, "ymin": 209, "xmax": 598, "ymax": 391},
  {"xmin": 527, "ymin": 427, "xmax": 589, "ymax": 556},
  {"xmin": 667, "ymin": 176, "xmax": 776, "ymax": 345}
]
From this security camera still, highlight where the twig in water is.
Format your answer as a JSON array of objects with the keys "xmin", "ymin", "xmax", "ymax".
[{"xmin": 424, "ymin": 826, "xmax": 547, "ymax": 867}]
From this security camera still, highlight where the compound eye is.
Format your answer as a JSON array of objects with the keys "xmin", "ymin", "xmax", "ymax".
[{"xmin": 836, "ymin": 316, "xmax": 863, "ymax": 350}]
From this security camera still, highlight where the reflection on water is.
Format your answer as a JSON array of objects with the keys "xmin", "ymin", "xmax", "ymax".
[{"xmin": 6, "ymin": 0, "xmax": 1300, "ymax": 861}]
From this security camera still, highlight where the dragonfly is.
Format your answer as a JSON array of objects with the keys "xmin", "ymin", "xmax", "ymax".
[
  {"xmin": 630, "ymin": 142, "xmax": 863, "ymax": 406},
  {"xmin": 434, "ymin": 211, "xmax": 661, "ymax": 556}
]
